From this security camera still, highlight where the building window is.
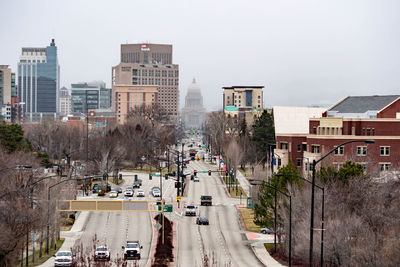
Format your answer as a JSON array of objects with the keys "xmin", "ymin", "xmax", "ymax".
[
  {"xmin": 380, "ymin": 163, "xmax": 390, "ymax": 171},
  {"xmin": 372, "ymin": 128, "xmax": 375, "ymax": 136},
  {"xmin": 297, "ymin": 144, "xmax": 301, "ymax": 152},
  {"xmin": 366, "ymin": 128, "xmax": 371, "ymax": 136},
  {"xmin": 278, "ymin": 158, "xmax": 282, "ymax": 167},
  {"xmin": 313, "ymin": 127, "xmax": 317, "ymax": 134},
  {"xmin": 334, "ymin": 146, "xmax": 344, "ymax": 155},
  {"xmin": 297, "ymin": 159, "xmax": 301, "ymax": 167},
  {"xmin": 333, "ymin": 163, "xmax": 344, "ymax": 170},
  {"xmin": 281, "ymin": 142, "xmax": 288, "ymax": 150},
  {"xmin": 362, "ymin": 128, "xmax": 365, "ymax": 135},
  {"xmin": 357, "ymin": 146, "xmax": 367, "ymax": 156},
  {"xmin": 380, "ymin": 146, "xmax": 390, "ymax": 156},
  {"xmin": 311, "ymin": 145, "xmax": 320, "ymax": 153}
]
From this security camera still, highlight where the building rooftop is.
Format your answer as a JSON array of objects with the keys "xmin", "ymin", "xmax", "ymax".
[
  {"xmin": 223, "ymin": 86, "xmax": 264, "ymax": 89},
  {"xmin": 329, "ymin": 95, "xmax": 400, "ymax": 113}
]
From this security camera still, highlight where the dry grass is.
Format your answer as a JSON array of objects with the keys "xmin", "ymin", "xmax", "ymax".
[
  {"xmin": 239, "ymin": 208, "xmax": 260, "ymax": 232},
  {"xmin": 18, "ymin": 238, "xmax": 65, "ymax": 266}
]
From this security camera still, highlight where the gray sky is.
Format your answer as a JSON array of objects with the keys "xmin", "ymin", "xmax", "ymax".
[{"xmin": 1, "ymin": 0, "xmax": 399, "ymax": 111}]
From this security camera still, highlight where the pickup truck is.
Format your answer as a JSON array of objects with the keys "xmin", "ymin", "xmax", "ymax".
[
  {"xmin": 200, "ymin": 195, "xmax": 212, "ymax": 206},
  {"xmin": 94, "ymin": 246, "xmax": 110, "ymax": 261},
  {"xmin": 122, "ymin": 241, "xmax": 143, "ymax": 260}
]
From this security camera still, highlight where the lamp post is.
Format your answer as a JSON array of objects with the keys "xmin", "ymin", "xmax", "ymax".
[{"xmin": 309, "ymin": 139, "xmax": 374, "ymax": 266}]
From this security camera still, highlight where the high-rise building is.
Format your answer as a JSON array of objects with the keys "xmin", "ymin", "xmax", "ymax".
[
  {"xmin": 181, "ymin": 79, "xmax": 206, "ymax": 129},
  {"xmin": 223, "ymin": 86, "xmax": 264, "ymax": 110},
  {"xmin": 0, "ymin": 65, "xmax": 15, "ymax": 105},
  {"xmin": 17, "ymin": 39, "xmax": 60, "ymax": 122},
  {"xmin": 112, "ymin": 43, "xmax": 179, "ymax": 119},
  {"xmin": 70, "ymin": 81, "xmax": 112, "ymax": 114},
  {"xmin": 59, "ymin": 87, "xmax": 71, "ymax": 116}
]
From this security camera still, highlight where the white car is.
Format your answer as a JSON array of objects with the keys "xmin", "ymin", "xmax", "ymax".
[
  {"xmin": 124, "ymin": 189, "xmax": 134, "ymax": 197},
  {"xmin": 194, "ymin": 176, "xmax": 199, "ymax": 182},
  {"xmin": 152, "ymin": 189, "xmax": 161, "ymax": 197},
  {"xmin": 54, "ymin": 250, "xmax": 73, "ymax": 266},
  {"xmin": 136, "ymin": 189, "xmax": 145, "ymax": 197}
]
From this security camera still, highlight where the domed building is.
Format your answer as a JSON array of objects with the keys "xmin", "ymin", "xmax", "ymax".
[{"xmin": 181, "ymin": 78, "xmax": 206, "ymax": 129}]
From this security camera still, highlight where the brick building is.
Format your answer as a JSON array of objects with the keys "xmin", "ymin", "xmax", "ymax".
[{"xmin": 274, "ymin": 95, "xmax": 400, "ymax": 179}]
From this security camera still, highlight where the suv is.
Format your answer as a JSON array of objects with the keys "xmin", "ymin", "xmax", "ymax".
[
  {"xmin": 94, "ymin": 246, "xmax": 110, "ymax": 261},
  {"xmin": 152, "ymin": 189, "xmax": 161, "ymax": 197},
  {"xmin": 122, "ymin": 241, "xmax": 142, "ymax": 260},
  {"xmin": 185, "ymin": 204, "xmax": 197, "ymax": 216},
  {"xmin": 54, "ymin": 250, "xmax": 73, "ymax": 266},
  {"xmin": 200, "ymin": 195, "xmax": 212, "ymax": 206}
]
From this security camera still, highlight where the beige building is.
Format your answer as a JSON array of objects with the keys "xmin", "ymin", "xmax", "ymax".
[
  {"xmin": 112, "ymin": 43, "xmax": 179, "ymax": 118},
  {"xmin": 114, "ymin": 85, "xmax": 158, "ymax": 124},
  {"xmin": 0, "ymin": 65, "xmax": 15, "ymax": 105},
  {"xmin": 223, "ymin": 86, "xmax": 264, "ymax": 110}
]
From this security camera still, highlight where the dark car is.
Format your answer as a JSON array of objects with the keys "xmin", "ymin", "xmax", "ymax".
[
  {"xmin": 191, "ymin": 156, "xmax": 195, "ymax": 161},
  {"xmin": 114, "ymin": 187, "xmax": 122, "ymax": 193},
  {"xmin": 133, "ymin": 180, "xmax": 142, "ymax": 188},
  {"xmin": 196, "ymin": 216, "xmax": 209, "ymax": 225},
  {"xmin": 260, "ymin": 227, "xmax": 274, "ymax": 234}
]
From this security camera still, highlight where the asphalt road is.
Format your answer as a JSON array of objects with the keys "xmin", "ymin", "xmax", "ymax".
[{"xmin": 168, "ymin": 142, "xmax": 264, "ymax": 267}]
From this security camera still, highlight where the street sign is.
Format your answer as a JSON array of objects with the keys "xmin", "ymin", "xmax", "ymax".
[
  {"xmin": 198, "ymin": 171, "xmax": 208, "ymax": 173},
  {"xmin": 202, "ymin": 146, "xmax": 207, "ymax": 149},
  {"xmin": 155, "ymin": 222, "xmax": 162, "ymax": 231},
  {"xmin": 177, "ymin": 196, "xmax": 181, "ymax": 201},
  {"xmin": 196, "ymin": 157, "xmax": 200, "ymax": 161},
  {"xmin": 150, "ymin": 173, "xmax": 161, "ymax": 177}
]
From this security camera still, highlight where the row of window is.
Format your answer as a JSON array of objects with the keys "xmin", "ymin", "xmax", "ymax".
[
  {"xmin": 289, "ymin": 142, "xmax": 391, "ymax": 156},
  {"xmin": 132, "ymin": 69, "xmax": 178, "ymax": 77},
  {"xmin": 132, "ymin": 78, "xmax": 178, "ymax": 86},
  {"xmin": 299, "ymin": 161, "xmax": 391, "ymax": 172}
]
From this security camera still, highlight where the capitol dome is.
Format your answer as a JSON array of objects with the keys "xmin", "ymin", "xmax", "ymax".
[
  {"xmin": 187, "ymin": 78, "xmax": 202, "ymax": 94},
  {"xmin": 181, "ymin": 78, "xmax": 206, "ymax": 129}
]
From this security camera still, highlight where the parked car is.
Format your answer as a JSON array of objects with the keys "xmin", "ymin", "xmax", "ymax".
[
  {"xmin": 94, "ymin": 246, "xmax": 111, "ymax": 261},
  {"xmin": 54, "ymin": 250, "xmax": 73, "ymax": 266},
  {"xmin": 124, "ymin": 189, "xmax": 134, "ymax": 197},
  {"xmin": 260, "ymin": 227, "xmax": 274, "ymax": 234},
  {"xmin": 196, "ymin": 216, "xmax": 209, "ymax": 225},
  {"xmin": 136, "ymin": 189, "xmax": 145, "ymax": 197},
  {"xmin": 109, "ymin": 191, "xmax": 118, "ymax": 198}
]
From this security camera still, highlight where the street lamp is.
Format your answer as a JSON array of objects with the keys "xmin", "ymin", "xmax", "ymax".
[{"xmin": 309, "ymin": 139, "xmax": 374, "ymax": 266}]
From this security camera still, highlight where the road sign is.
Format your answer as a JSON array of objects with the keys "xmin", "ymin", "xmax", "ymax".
[
  {"xmin": 155, "ymin": 222, "xmax": 162, "ymax": 231},
  {"xmin": 177, "ymin": 196, "xmax": 181, "ymax": 201},
  {"xmin": 198, "ymin": 171, "xmax": 208, "ymax": 173},
  {"xmin": 150, "ymin": 173, "xmax": 161, "ymax": 177},
  {"xmin": 202, "ymin": 146, "xmax": 207, "ymax": 149},
  {"xmin": 196, "ymin": 157, "xmax": 200, "ymax": 161}
]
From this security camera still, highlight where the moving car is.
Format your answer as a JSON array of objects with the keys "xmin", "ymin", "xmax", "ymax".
[
  {"xmin": 260, "ymin": 227, "xmax": 274, "ymax": 234},
  {"xmin": 114, "ymin": 187, "xmax": 122, "ymax": 193},
  {"xmin": 194, "ymin": 176, "xmax": 199, "ymax": 182},
  {"xmin": 108, "ymin": 191, "xmax": 118, "ymax": 198},
  {"xmin": 124, "ymin": 189, "xmax": 134, "ymax": 197},
  {"xmin": 122, "ymin": 241, "xmax": 143, "ymax": 260},
  {"xmin": 53, "ymin": 250, "xmax": 73, "ymax": 266},
  {"xmin": 136, "ymin": 189, "xmax": 145, "ymax": 197},
  {"xmin": 185, "ymin": 204, "xmax": 197, "ymax": 216},
  {"xmin": 94, "ymin": 246, "xmax": 111, "ymax": 261},
  {"xmin": 133, "ymin": 180, "xmax": 142, "ymax": 188},
  {"xmin": 200, "ymin": 195, "xmax": 212, "ymax": 206},
  {"xmin": 196, "ymin": 216, "xmax": 209, "ymax": 225},
  {"xmin": 152, "ymin": 189, "xmax": 161, "ymax": 197}
]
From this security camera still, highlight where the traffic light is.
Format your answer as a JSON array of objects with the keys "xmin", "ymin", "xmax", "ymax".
[
  {"xmin": 208, "ymin": 170, "xmax": 211, "ymax": 176},
  {"xmin": 194, "ymin": 170, "xmax": 197, "ymax": 176},
  {"xmin": 119, "ymin": 173, "xmax": 122, "ymax": 180},
  {"xmin": 149, "ymin": 174, "xmax": 152, "ymax": 180},
  {"xmin": 165, "ymin": 174, "xmax": 169, "ymax": 180},
  {"xmin": 175, "ymin": 181, "xmax": 178, "ymax": 188}
]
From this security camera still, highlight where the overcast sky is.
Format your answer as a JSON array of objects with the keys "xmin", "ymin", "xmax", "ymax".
[{"xmin": 1, "ymin": 0, "xmax": 399, "ymax": 111}]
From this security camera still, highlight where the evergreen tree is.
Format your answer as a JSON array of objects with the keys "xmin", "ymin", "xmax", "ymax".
[
  {"xmin": 0, "ymin": 124, "xmax": 31, "ymax": 153},
  {"xmin": 251, "ymin": 110, "xmax": 275, "ymax": 166}
]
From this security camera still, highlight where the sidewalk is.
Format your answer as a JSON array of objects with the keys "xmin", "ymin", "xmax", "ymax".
[
  {"xmin": 235, "ymin": 169, "xmax": 251, "ymax": 197},
  {"xmin": 39, "ymin": 211, "xmax": 90, "ymax": 267}
]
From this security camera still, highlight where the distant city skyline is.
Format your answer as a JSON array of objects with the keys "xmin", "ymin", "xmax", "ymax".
[{"xmin": 1, "ymin": 0, "xmax": 400, "ymax": 111}]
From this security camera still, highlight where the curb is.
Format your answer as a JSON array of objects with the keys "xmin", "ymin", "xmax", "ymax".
[{"xmin": 146, "ymin": 212, "xmax": 157, "ymax": 267}]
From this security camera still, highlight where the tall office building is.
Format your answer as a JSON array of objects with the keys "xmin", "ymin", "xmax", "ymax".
[
  {"xmin": 181, "ymin": 79, "xmax": 206, "ymax": 129},
  {"xmin": 59, "ymin": 86, "xmax": 71, "ymax": 116},
  {"xmin": 70, "ymin": 81, "xmax": 111, "ymax": 114},
  {"xmin": 0, "ymin": 65, "xmax": 15, "ymax": 105},
  {"xmin": 17, "ymin": 39, "xmax": 60, "ymax": 122},
  {"xmin": 112, "ymin": 43, "xmax": 179, "ymax": 119}
]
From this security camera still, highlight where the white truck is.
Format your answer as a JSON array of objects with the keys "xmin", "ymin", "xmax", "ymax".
[
  {"xmin": 94, "ymin": 246, "xmax": 111, "ymax": 261},
  {"xmin": 122, "ymin": 241, "xmax": 143, "ymax": 260}
]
